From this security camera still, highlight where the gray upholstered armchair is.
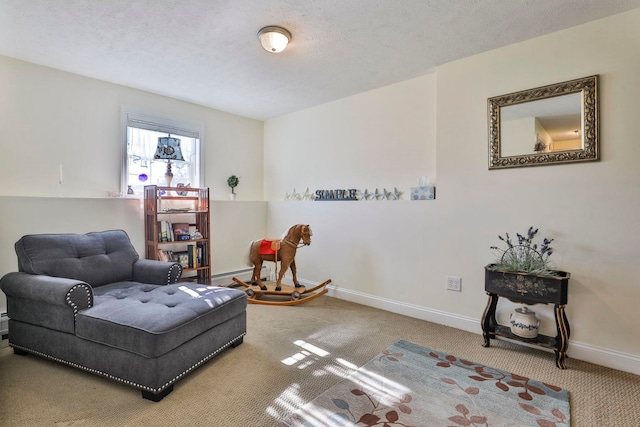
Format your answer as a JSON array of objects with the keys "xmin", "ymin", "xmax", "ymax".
[{"xmin": 0, "ymin": 230, "xmax": 247, "ymax": 401}]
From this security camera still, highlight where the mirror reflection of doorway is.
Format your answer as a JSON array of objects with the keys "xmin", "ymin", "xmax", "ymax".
[{"xmin": 500, "ymin": 93, "xmax": 581, "ymax": 157}]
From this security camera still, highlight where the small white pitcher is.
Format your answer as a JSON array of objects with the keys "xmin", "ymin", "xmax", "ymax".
[{"xmin": 510, "ymin": 306, "xmax": 540, "ymax": 338}]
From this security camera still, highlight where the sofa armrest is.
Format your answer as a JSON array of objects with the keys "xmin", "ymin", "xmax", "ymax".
[
  {"xmin": 0, "ymin": 272, "xmax": 93, "ymax": 311},
  {"xmin": 0, "ymin": 272, "xmax": 93, "ymax": 334},
  {"xmin": 132, "ymin": 259, "xmax": 182, "ymax": 285}
]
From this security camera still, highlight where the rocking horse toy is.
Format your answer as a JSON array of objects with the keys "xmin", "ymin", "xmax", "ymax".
[{"xmin": 229, "ymin": 224, "xmax": 330, "ymax": 305}]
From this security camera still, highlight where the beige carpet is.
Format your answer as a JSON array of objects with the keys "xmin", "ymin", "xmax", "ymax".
[{"xmin": 0, "ymin": 296, "xmax": 638, "ymax": 426}]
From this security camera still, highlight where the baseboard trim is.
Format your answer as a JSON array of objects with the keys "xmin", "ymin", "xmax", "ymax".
[
  {"xmin": 567, "ymin": 341, "xmax": 640, "ymax": 375},
  {"xmin": 304, "ymin": 281, "xmax": 640, "ymax": 376},
  {"xmin": 322, "ymin": 282, "xmax": 481, "ymax": 332}
]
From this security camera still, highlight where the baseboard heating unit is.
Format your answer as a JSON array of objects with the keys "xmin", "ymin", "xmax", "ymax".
[
  {"xmin": 1, "ymin": 312, "xmax": 8, "ymax": 339},
  {"xmin": 210, "ymin": 266, "xmax": 269, "ymax": 285}
]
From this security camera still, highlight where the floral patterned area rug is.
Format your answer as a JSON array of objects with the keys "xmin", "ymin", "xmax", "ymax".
[{"xmin": 276, "ymin": 340, "xmax": 570, "ymax": 427}]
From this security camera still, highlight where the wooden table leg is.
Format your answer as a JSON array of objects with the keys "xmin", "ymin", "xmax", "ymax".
[
  {"xmin": 554, "ymin": 304, "xmax": 570, "ymax": 369},
  {"xmin": 481, "ymin": 293, "xmax": 499, "ymax": 347}
]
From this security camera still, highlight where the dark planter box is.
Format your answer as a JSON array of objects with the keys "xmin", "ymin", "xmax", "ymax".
[{"xmin": 484, "ymin": 264, "xmax": 570, "ymax": 305}]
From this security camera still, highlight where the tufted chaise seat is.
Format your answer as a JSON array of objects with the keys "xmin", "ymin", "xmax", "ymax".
[
  {"xmin": 0, "ymin": 230, "xmax": 247, "ymax": 401},
  {"xmin": 77, "ymin": 282, "xmax": 245, "ymax": 358}
]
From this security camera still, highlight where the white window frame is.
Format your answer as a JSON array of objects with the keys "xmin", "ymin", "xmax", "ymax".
[{"xmin": 121, "ymin": 107, "xmax": 204, "ymax": 196}]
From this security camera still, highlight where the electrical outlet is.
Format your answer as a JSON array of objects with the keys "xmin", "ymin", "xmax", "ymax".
[{"xmin": 446, "ymin": 276, "xmax": 461, "ymax": 292}]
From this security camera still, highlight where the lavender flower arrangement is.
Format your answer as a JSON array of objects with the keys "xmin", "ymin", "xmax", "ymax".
[{"xmin": 490, "ymin": 227, "xmax": 555, "ymax": 275}]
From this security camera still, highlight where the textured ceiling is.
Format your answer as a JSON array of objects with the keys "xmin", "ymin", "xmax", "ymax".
[{"xmin": 1, "ymin": 1, "xmax": 639, "ymax": 120}]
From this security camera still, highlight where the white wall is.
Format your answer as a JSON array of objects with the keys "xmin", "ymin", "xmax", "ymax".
[
  {"xmin": 264, "ymin": 10, "xmax": 640, "ymax": 373},
  {"xmin": 0, "ymin": 56, "xmax": 268, "ymax": 313},
  {"xmin": 264, "ymin": 74, "xmax": 436, "ymax": 201},
  {"xmin": 0, "ymin": 55, "xmax": 264, "ymax": 201}
]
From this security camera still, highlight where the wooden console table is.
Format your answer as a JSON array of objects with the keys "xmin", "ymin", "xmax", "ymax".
[{"xmin": 481, "ymin": 264, "xmax": 571, "ymax": 369}]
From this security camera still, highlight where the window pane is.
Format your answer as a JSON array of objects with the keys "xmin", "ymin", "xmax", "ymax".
[{"xmin": 124, "ymin": 123, "xmax": 200, "ymax": 196}]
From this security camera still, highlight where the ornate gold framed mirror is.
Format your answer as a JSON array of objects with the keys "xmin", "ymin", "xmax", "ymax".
[{"xmin": 488, "ymin": 75, "xmax": 599, "ymax": 169}]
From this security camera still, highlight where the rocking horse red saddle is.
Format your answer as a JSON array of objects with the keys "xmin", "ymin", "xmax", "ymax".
[{"xmin": 258, "ymin": 239, "xmax": 280, "ymax": 256}]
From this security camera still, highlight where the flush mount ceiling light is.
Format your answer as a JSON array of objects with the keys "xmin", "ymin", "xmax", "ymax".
[{"xmin": 258, "ymin": 26, "xmax": 291, "ymax": 53}]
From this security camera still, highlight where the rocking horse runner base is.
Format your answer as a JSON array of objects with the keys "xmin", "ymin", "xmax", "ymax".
[{"xmin": 229, "ymin": 277, "xmax": 331, "ymax": 306}]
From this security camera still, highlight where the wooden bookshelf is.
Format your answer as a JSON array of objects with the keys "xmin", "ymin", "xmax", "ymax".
[{"xmin": 144, "ymin": 185, "xmax": 211, "ymax": 283}]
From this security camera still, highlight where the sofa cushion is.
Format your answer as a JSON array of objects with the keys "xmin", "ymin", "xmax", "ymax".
[
  {"xmin": 75, "ymin": 282, "xmax": 247, "ymax": 358},
  {"xmin": 15, "ymin": 230, "xmax": 138, "ymax": 287}
]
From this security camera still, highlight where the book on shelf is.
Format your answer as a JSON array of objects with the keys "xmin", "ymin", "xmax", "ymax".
[
  {"xmin": 158, "ymin": 220, "xmax": 176, "ymax": 242},
  {"xmin": 157, "ymin": 249, "xmax": 173, "ymax": 262},
  {"xmin": 186, "ymin": 244, "xmax": 206, "ymax": 268},
  {"xmin": 196, "ymin": 242, "xmax": 206, "ymax": 267},
  {"xmin": 187, "ymin": 244, "xmax": 197, "ymax": 268},
  {"xmin": 174, "ymin": 251, "xmax": 190, "ymax": 268},
  {"xmin": 158, "ymin": 221, "xmax": 167, "ymax": 242},
  {"xmin": 172, "ymin": 223, "xmax": 191, "ymax": 241}
]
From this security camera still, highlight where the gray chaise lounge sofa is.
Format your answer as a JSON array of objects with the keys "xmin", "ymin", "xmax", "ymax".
[{"xmin": 0, "ymin": 230, "xmax": 247, "ymax": 401}]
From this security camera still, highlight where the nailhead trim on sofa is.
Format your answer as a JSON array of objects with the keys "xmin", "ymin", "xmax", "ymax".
[
  {"xmin": 66, "ymin": 284, "xmax": 93, "ymax": 317},
  {"xmin": 10, "ymin": 332, "xmax": 246, "ymax": 393},
  {"xmin": 167, "ymin": 264, "xmax": 182, "ymax": 284}
]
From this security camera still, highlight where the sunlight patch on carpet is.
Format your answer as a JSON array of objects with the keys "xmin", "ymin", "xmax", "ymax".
[
  {"xmin": 281, "ymin": 340, "xmax": 330, "ymax": 367},
  {"xmin": 293, "ymin": 340, "xmax": 330, "ymax": 357},
  {"xmin": 281, "ymin": 350, "xmax": 312, "ymax": 366},
  {"xmin": 269, "ymin": 383, "xmax": 304, "ymax": 417},
  {"xmin": 335, "ymin": 358, "xmax": 358, "ymax": 370},
  {"xmin": 271, "ymin": 340, "xmax": 363, "ymax": 420}
]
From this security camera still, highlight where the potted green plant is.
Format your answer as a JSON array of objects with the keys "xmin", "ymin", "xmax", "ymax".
[
  {"xmin": 485, "ymin": 227, "xmax": 569, "ymax": 305},
  {"xmin": 227, "ymin": 175, "xmax": 239, "ymax": 200}
]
